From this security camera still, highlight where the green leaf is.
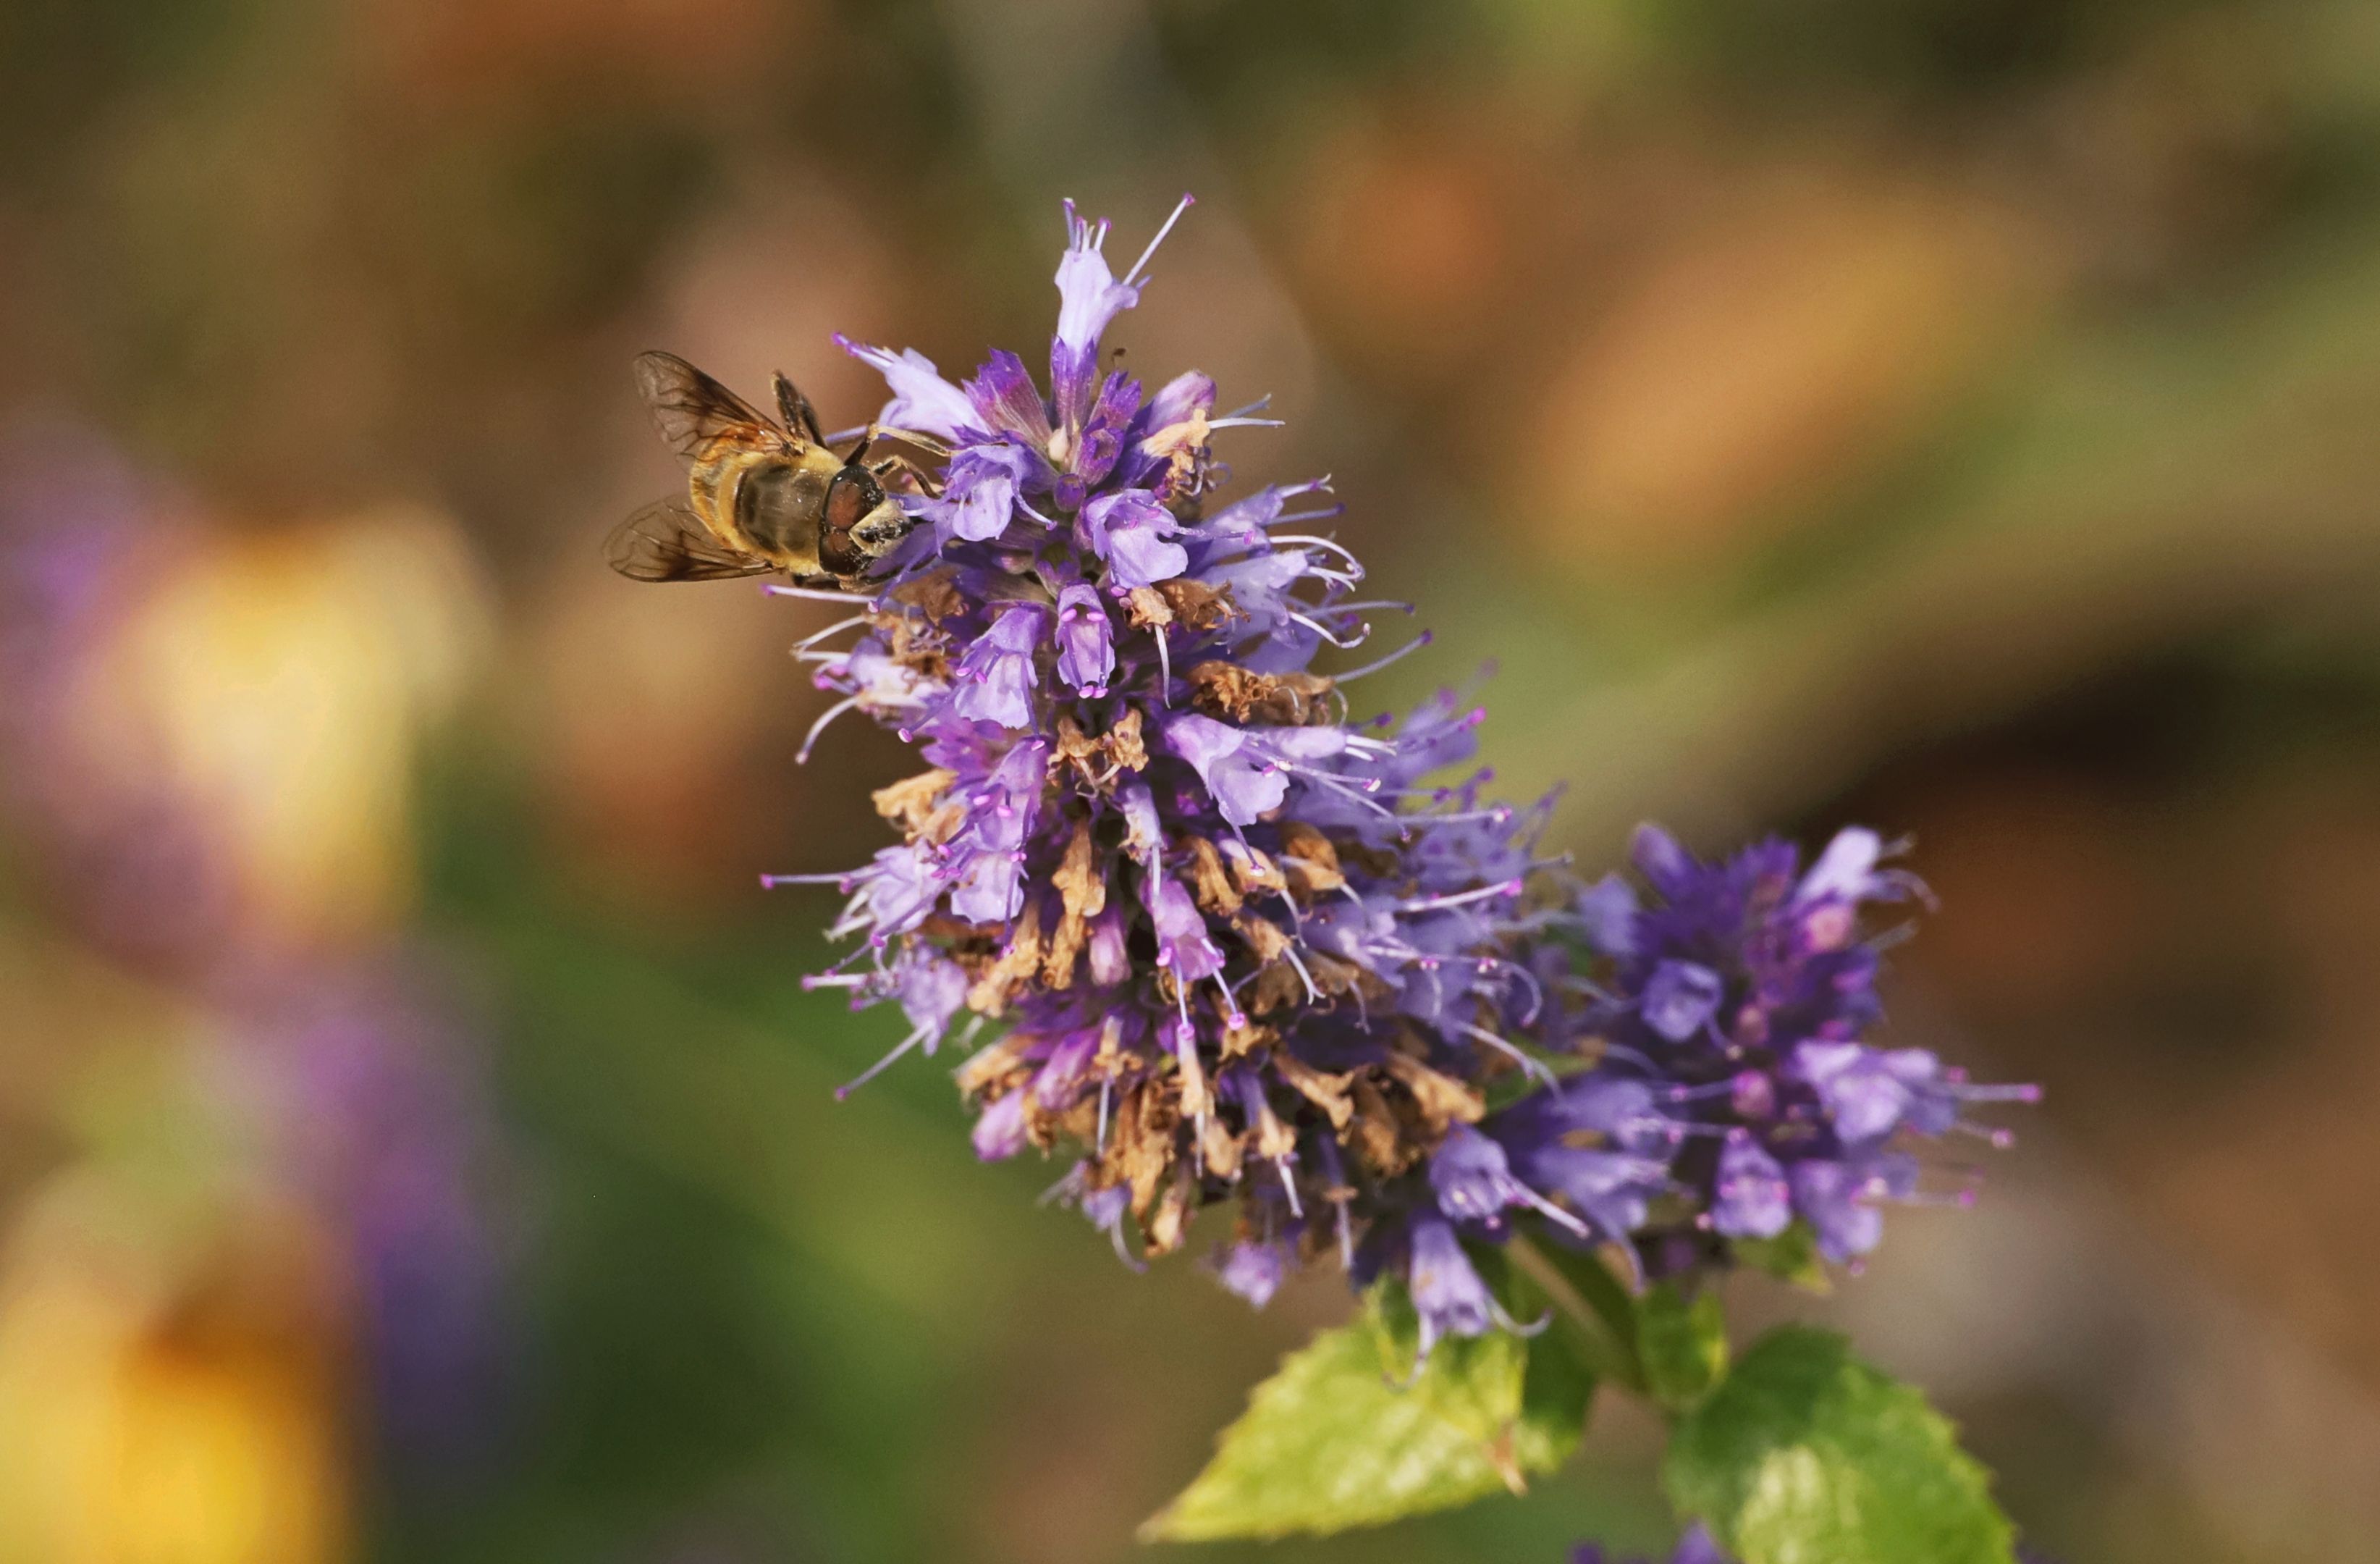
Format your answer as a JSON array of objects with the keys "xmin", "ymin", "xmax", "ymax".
[
  {"xmin": 1141, "ymin": 1285, "xmax": 1591, "ymax": 1542},
  {"xmin": 1515, "ymin": 1291, "xmax": 1598, "ymax": 1474},
  {"xmin": 1636, "ymin": 1282, "xmax": 1728, "ymax": 1413},
  {"xmin": 1732, "ymin": 1224, "xmax": 1833, "ymax": 1294},
  {"xmin": 1664, "ymin": 1327, "xmax": 2014, "ymax": 1564}
]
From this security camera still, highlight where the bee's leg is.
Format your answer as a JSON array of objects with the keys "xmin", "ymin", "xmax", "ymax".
[
  {"xmin": 773, "ymin": 373, "xmax": 827, "ymax": 444},
  {"xmin": 874, "ymin": 425, "xmax": 955, "ymax": 459},
  {"xmin": 871, "ymin": 450, "xmax": 944, "ymax": 498}
]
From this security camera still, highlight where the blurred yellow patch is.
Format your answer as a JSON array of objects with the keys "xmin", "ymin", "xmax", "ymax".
[
  {"xmin": 0, "ymin": 1177, "xmax": 347, "ymax": 1564},
  {"xmin": 59, "ymin": 510, "xmax": 491, "ymax": 956}
]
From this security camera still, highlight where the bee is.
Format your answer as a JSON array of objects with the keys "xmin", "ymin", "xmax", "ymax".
[{"xmin": 607, "ymin": 351, "xmax": 941, "ymax": 589}]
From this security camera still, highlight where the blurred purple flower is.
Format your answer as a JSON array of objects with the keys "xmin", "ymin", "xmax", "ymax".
[
  {"xmin": 0, "ymin": 426, "xmax": 237, "ymax": 970},
  {"xmin": 248, "ymin": 959, "xmax": 515, "ymax": 1475},
  {"xmin": 1565, "ymin": 825, "xmax": 2037, "ymax": 1271},
  {"xmin": 1570, "ymin": 1523, "xmax": 1729, "ymax": 1564}
]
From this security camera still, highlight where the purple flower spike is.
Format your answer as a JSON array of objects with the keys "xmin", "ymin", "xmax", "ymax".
[
  {"xmin": 1791, "ymin": 1153, "xmax": 1903, "ymax": 1261},
  {"xmin": 937, "ymin": 442, "xmax": 1034, "ymax": 545},
  {"xmin": 1711, "ymin": 1132, "xmax": 1792, "ymax": 1240},
  {"xmin": 1051, "ymin": 194, "xmax": 1189, "ymax": 433},
  {"xmin": 1053, "ymin": 582, "xmax": 1115, "ymax": 694},
  {"xmin": 963, "ymin": 351, "xmax": 1055, "ymax": 449},
  {"xmin": 1429, "ymin": 1122, "xmax": 1587, "ymax": 1241},
  {"xmin": 971, "ymin": 1092, "xmax": 1029, "ymax": 1161},
  {"xmin": 1429, "ymin": 1123, "xmax": 1519, "ymax": 1226},
  {"xmin": 1055, "ymin": 205, "xmax": 1138, "ymax": 357},
  {"xmin": 1144, "ymin": 868, "xmax": 1225, "ymax": 984},
  {"xmin": 1057, "ymin": 371, "xmax": 1144, "ymax": 510},
  {"xmin": 1079, "ymin": 489, "xmax": 1186, "ymax": 589},
  {"xmin": 1166, "ymin": 712, "xmax": 1287, "ymax": 826},
  {"xmin": 952, "ymin": 603, "xmax": 1048, "ymax": 728},
  {"xmin": 1563, "ymin": 827, "xmax": 2032, "ymax": 1280},
  {"xmin": 1642, "ymin": 959, "xmax": 1723, "ymax": 1042},
  {"xmin": 1793, "ymin": 1040, "xmax": 1918, "ymax": 1143},
  {"xmin": 1576, "ymin": 874, "xmax": 1639, "ymax": 956},
  {"xmin": 835, "ymin": 335, "xmax": 978, "ymax": 441},
  {"xmin": 777, "ymin": 198, "xmax": 2026, "ymax": 1327},
  {"xmin": 1213, "ymin": 1237, "xmax": 1290, "ymax": 1308},
  {"xmin": 1406, "ymin": 1212, "xmax": 1498, "ymax": 1366}
]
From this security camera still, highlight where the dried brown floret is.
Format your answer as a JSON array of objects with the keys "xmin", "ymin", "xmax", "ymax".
[
  {"xmin": 1231, "ymin": 912, "xmax": 1291, "ymax": 964},
  {"xmin": 872, "ymin": 768, "xmax": 961, "ymax": 845},
  {"xmin": 1052, "ymin": 710, "xmax": 1147, "ymax": 790},
  {"xmin": 1246, "ymin": 959, "xmax": 1307, "ymax": 1017},
  {"xmin": 1101, "ymin": 705, "xmax": 1149, "ymax": 773},
  {"xmin": 1182, "ymin": 835, "xmax": 1241, "ymax": 917},
  {"xmin": 1244, "ymin": 1090, "xmax": 1299, "ymax": 1162},
  {"xmin": 966, "ymin": 899, "xmax": 1045, "ymax": 1016},
  {"xmin": 1346, "ymin": 1074, "xmax": 1416, "ymax": 1177},
  {"xmin": 1221, "ymin": 838, "xmax": 1286, "ymax": 898},
  {"xmin": 1270, "ymin": 1051, "xmax": 1356, "ymax": 1131},
  {"xmin": 1042, "ymin": 906, "xmax": 1087, "ymax": 988},
  {"xmin": 1107, "ymin": 1082, "xmax": 1180, "ymax": 1217},
  {"xmin": 1144, "ymin": 1171, "xmax": 1194, "ymax": 1256},
  {"xmin": 1123, "ymin": 586, "xmax": 1173, "ymax": 631},
  {"xmin": 890, "ymin": 570, "xmax": 967, "ymax": 623},
  {"xmin": 1155, "ymin": 578, "xmax": 1242, "ymax": 633},
  {"xmin": 1301, "ymin": 949, "xmax": 1393, "ymax": 1006},
  {"xmin": 1217, "ymin": 1012, "xmax": 1275, "ymax": 1059},
  {"xmin": 1052, "ymin": 714, "xmax": 1102, "ymax": 775},
  {"xmin": 1199, "ymin": 1114, "xmax": 1246, "ymax": 1180},
  {"xmin": 1380, "ymin": 1051, "xmax": 1487, "ymax": 1132},
  {"xmin": 872, "ymin": 609, "xmax": 953, "ymax": 681},
  {"xmin": 1184, "ymin": 662, "xmax": 1336, "ymax": 726},
  {"xmin": 1138, "ymin": 407, "xmax": 1212, "ymax": 500},
  {"xmin": 955, "ymin": 1039, "xmax": 1030, "ymax": 1101},
  {"xmin": 1173, "ymin": 1027, "xmax": 1213, "ymax": 1118},
  {"xmin": 1275, "ymin": 822, "xmax": 1346, "ymax": 898},
  {"xmin": 1054, "ymin": 818, "xmax": 1108, "ymax": 920}
]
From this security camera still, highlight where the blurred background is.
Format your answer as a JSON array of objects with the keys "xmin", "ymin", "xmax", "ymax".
[{"xmin": 4, "ymin": 1, "xmax": 2380, "ymax": 1560}]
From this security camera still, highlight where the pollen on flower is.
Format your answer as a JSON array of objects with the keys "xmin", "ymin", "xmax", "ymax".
[{"xmin": 767, "ymin": 198, "xmax": 2030, "ymax": 1358}]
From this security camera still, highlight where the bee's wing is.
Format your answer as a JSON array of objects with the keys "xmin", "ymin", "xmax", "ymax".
[
  {"xmin": 633, "ymin": 351, "xmax": 800, "ymax": 461},
  {"xmin": 604, "ymin": 500, "xmax": 776, "ymax": 582}
]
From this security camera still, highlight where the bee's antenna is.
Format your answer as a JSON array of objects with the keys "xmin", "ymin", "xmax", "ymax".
[{"xmin": 844, "ymin": 424, "xmax": 877, "ymax": 466}]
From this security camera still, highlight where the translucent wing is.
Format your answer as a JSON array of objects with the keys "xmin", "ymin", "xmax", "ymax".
[
  {"xmin": 604, "ymin": 500, "xmax": 775, "ymax": 583},
  {"xmin": 633, "ymin": 351, "xmax": 798, "ymax": 462}
]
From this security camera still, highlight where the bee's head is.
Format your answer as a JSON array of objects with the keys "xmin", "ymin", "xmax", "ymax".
[{"xmin": 822, "ymin": 464, "xmax": 915, "ymax": 575}]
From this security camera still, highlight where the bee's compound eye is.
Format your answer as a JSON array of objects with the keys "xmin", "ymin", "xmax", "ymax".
[{"xmin": 824, "ymin": 468, "xmax": 877, "ymax": 536}]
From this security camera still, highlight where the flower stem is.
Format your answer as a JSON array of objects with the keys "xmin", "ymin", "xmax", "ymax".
[{"xmin": 1507, "ymin": 1232, "xmax": 1645, "ymax": 1393}]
